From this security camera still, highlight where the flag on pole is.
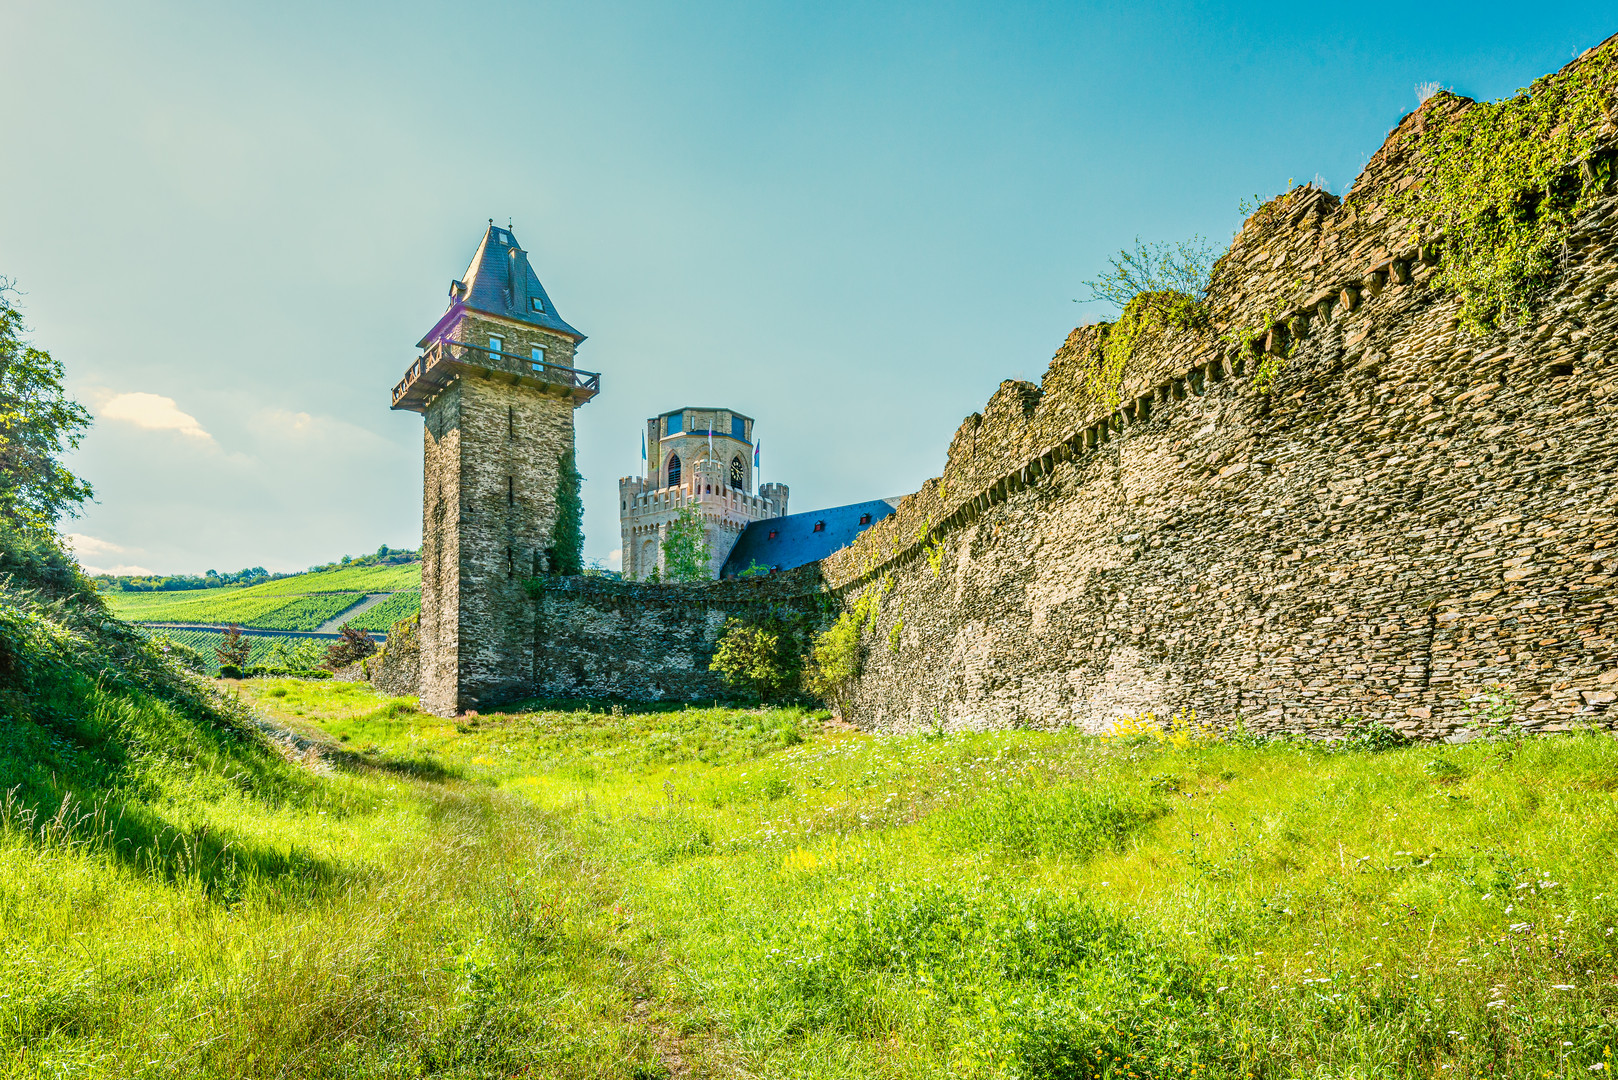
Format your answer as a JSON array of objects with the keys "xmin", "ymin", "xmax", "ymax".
[
  {"xmin": 754, "ymin": 440, "xmax": 760, "ymax": 469},
  {"xmin": 641, "ymin": 430, "xmax": 646, "ymax": 462}
]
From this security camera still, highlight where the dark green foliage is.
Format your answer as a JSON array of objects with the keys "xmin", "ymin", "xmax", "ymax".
[
  {"xmin": 243, "ymin": 665, "xmax": 331, "ymax": 680},
  {"xmin": 0, "ymin": 282, "xmax": 93, "ymax": 531},
  {"xmin": 551, "ymin": 449, "xmax": 584, "ymax": 576},
  {"xmin": 1334, "ymin": 718, "xmax": 1410, "ymax": 752},
  {"xmin": 709, "ymin": 618, "xmax": 796, "ymax": 702},
  {"xmin": 0, "ymin": 517, "xmax": 97, "ymax": 602}
]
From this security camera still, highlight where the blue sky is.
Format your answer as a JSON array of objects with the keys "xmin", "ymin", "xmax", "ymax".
[{"xmin": 1, "ymin": 1, "xmax": 1611, "ymax": 574}]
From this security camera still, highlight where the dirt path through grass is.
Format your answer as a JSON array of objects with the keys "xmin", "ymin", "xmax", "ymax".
[{"xmin": 223, "ymin": 678, "xmax": 1618, "ymax": 1080}]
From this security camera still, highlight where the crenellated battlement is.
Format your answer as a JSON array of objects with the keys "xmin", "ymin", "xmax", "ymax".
[{"xmin": 821, "ymin": 37, "xmax": 1618, "ymax": 738}]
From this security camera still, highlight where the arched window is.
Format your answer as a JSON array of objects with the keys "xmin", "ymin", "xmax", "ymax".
[
  {"xmin": 730, "ymin": 456, "xmax": 744, "ymax": 488},
  {"xmin": 667, "ymin": 453, "xmax": 681, "ymax": 487}
]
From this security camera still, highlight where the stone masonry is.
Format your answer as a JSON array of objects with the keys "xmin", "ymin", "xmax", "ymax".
[
  {"xmin": 526, "ymin": 569, "xmax": 824, "ymax": 701},
  {"xmin": 821, "ymin": 45, "xmax": 1618, "ymax": 739},
  {"xmin": 394, "ymin": 224, "xmax": 598, "ymax": 717}
]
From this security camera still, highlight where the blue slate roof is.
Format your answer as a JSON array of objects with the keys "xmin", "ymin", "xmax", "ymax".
[
  {"xmin": 418, "ymin": 223, "xmax": 584, "ymax": 346},
  {"xmin": 720, "ymin": 498, "xmax": 899, "ymax": 578}
]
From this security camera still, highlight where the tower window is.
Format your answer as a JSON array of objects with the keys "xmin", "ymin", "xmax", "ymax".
[
  {"xmin": 488, "ymin": 334, "xmax": 504, "ymax": 360},
  {"xmin": 768, "ymin": 530, "xmax": 778, "ymax": 540},
  {"xmin": 667, "ymin": 453, "xmax": 682, "ymax": 487},
  {"xmin": 859, "ymin": 513, "xmax": 871, "ymax": 525},
  {"xmin": 730, "ymin": 456, "xmax": 744, "ymax": 488},
  {"xmin": 507, "ymin": 476, "xmax": 514, "ymax": 506},
  {"xmin": 813, "ymin": 520, "xmax": 825, "ymax": 532},
  {"xmin": 508, "ymin": 406, "xmax": 515, "ymax": 438},
  {"xmin": 531, "ymin": 345, "xmax": 546, "ymax": 370}
]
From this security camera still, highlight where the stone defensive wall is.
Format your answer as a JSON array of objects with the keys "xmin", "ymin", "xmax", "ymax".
[
  {"xmin": 818, "ymin": 49, "xmax": 1618, "ymax": 739},
  {"xmin": 525, "ymin": 569, "xmax": 825, "ymax": 702}
]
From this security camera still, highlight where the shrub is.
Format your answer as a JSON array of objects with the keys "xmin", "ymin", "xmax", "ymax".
[
  {"xmin": 805, "ymin": 609, "xmax": 861, "ymax": 713},
  {"xmin": 323, "ymin": 623, "xmax": 377, "ymax": 669},
  {"xmin": 709, "ymin": 619, "xmax": 796, "ymax": 702}
]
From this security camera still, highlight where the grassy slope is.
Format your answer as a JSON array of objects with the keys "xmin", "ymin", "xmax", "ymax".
[
  {"xmin": 1, "ymin": 595, "xmax": 654, "ymax": 1078},
  {"xmin": 103, "ymin": 563, "xmax": 422, "ymax": 630}
]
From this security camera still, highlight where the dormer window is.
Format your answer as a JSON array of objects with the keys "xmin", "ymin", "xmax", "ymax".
[
  {"xmin": 859, "ymin": 513, "xmax": 871, "ymax": 525},
  {"xmin": 812, "ymin": 521, "xmax": 825, "ymax": 533},
  {"xmin": 768, "ymin": 530, "xmax": 778, "ymax": 540},
  {"xmin": 530, "ymin": 297, "xmax": 544, "ymax": 312}
]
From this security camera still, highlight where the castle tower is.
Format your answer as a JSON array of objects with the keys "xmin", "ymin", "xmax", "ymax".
[
  {"xmin": 619, "ymin": 406, "xmax": 788, "ymax": 579},
  {"xmin": 392, "ymin": 223, "xmax": 599, "ymax": 716}
]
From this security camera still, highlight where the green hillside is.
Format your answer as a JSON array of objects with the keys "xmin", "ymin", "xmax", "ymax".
[{"xmin": 105, "ymin": 562, "xmax": 421, "ymax": 632}]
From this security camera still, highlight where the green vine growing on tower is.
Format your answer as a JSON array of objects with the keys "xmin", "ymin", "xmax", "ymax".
[{"xmin": 1396, "ymin": 43, "xmax": 1618, "ymax": 334}]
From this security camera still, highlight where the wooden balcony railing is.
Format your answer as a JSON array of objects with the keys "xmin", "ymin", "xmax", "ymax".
[{"xmin": 391, "ymin": 339, "xmax": 601, "ymax": 411}]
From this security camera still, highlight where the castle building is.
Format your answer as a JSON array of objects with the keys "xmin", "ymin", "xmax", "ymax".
[
  {"xmin": 620, "ymin": 406, "xmax": 789, "ymax": 579},
  {"xmin": 391, "ymin": 222, "xmax": 599, "ymax": 717}
]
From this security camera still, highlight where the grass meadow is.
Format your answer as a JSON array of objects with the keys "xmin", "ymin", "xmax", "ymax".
[{"xmin": 8, "ymin": 668, "xmax": 1614, "ymax": 1078}]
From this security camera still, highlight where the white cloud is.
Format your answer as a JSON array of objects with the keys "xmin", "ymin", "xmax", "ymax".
[
  {"xmin": 80, "ymin": 562, "xmax": 154, "ymax": 576},
  {"xmin": 99, "ymin": 392, "xmax": 215, "ymax": 442},
  {"xmin": 63, "ymin": 532, "xmax": 123, "ymax": 558},
  {"xmin": 64, "ymin": 533, "xmax": 153, "ymax": 575},
  {"xmin": 607, "ymin": 548, "xmax": 622, "ymax": 569}
]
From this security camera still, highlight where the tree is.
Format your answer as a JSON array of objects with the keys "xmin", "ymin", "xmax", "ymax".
[
  {"xmin": 0, "ymin": 280, "xmax": 93, "ymax": 532},
  {"xmin": 805, "ymin": 610, "xmax": 862, "ymax": 717},
  {"xmin": 324, "ymin": 623, "xmax": 377, "ymax": 669},
  {"xmin": 215, "ymin": 624, "xmax": 251, "ymax": 676},
  {"xmin": 1080, "ymin": 236, "xmax": 1217, "ymax": 310},
  {"xmin": 551, "ymin": 449, "xmax": 584, "ymax": 575},
  {"xmin": 709, "ymin": 619, "xmax": 794, "ymax": 702},
  {"xmin": 660, "ymin": 505, "xmax": 710, "ymax": 582}
]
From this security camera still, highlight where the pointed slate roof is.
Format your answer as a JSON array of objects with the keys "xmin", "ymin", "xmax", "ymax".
[{"xmin": 418, "ymin": 222, "xmax": 584, "ymax": 347}]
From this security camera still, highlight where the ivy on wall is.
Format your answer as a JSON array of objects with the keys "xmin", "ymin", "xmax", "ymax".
[
  {"xmin": 1402, "ymin": 42, "xmax": 1618, "ymax": 334},
  {"xmin": 1089, "ymin": 290, "xmax": 1207, "ymax": 407}
]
